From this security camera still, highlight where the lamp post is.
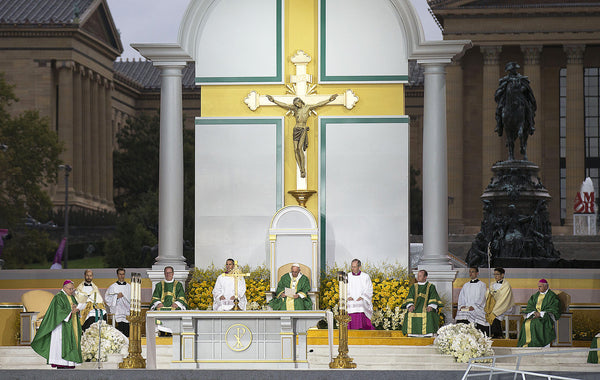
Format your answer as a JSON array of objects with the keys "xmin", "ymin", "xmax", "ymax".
[{"xmin": 58, "ymin": 164, "xmax": 72, "ymax": 268}]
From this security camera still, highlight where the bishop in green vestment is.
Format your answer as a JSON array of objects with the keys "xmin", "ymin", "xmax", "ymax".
[
  {"xmin": 517, "ymin": 279, "xmax": 561, "ymax": 347},
  {"xmin": 269, "ymin": 264, "xmax": 312, "ymax": 310},
  {"xmin": 401, "ymin": 270, "xmax": 443, "ymax": 337},
  {"xmin": 151, "ymin": 266, "xmax": 188, "ymax": 310},
  {"xmin": 31, "ymin": 280, "xmax": 83, "ymax": 368}
]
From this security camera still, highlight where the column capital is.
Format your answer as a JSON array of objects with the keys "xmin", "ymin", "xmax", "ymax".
[
  {"xmin": 521, "ymin": 45, "xmax": 543, "ymax": 65},
  {"xmin": 480, "ymin": 46, "xmax": 502, "ymax": 65},
  {"xmin": 131, "ymin": 43, "xmax": 192, "ymax": 67},
  {"xmin": 564, "ymin": 45, "xmax": 585, "ymax": 64},
  {"xmin": 56, "ymin": 60, "xmax": 75, "ymax": 70}
]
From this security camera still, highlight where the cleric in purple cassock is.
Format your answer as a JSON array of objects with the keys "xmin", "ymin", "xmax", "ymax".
[
  {"xmin": 347, "ymin": 259, "xmax": 375, "ymax": 330},
  {"xmin": 31, "ymin": 280, "xmax": 84, "ymax": 368}
]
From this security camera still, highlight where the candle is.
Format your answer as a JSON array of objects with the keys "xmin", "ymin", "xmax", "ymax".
[{"xmin": 130, "ymin": 274, "xmax": 135, "ymax": 314}]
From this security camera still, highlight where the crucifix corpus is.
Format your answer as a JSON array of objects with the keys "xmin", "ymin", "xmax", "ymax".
[
  {"xmin": 244, "ymin": 50, "xmax": 358, "ymax": 198},
  {"xmin": 224, "ymin": 261, "xmax": 250, "ymax": 311}
]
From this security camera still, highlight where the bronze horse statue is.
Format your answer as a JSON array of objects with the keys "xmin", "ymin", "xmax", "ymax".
[{"xmin": 494, "ymin": 62, "xmax": 537, "ymax": 161}]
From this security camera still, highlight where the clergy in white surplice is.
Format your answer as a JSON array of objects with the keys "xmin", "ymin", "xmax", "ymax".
[
  {"xmin": 455, "ymin": 267, "xmax": 489, "ymax": 334},
  {"xmin": 75, "ymin": 269, "xmax": 107, "ymax": 331},
  {"xmin": 213, "ymin": 259, "xmax": 247, "ymax": 311},
  {"xmin": 105, "ymin": 268, "xmax": 131, "ymax": 337},
  {"xmin": 347, "ymin": 259, "xmax": 375, "ymax": 330}
]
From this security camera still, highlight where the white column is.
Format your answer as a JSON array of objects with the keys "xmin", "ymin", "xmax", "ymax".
[
  {"xmin": 420, "ymin": 62, "xmax": 450, "ymax": 268},
  {"xmin": 155, "ymin": 63, "xmax": 187, "ymax": 270},
  {"xmin": 418, "ymin": 61, "xmax": 457, "ymax": 321},
  {"xmin": 133, "ymin": 44, "xmax": 192, "ymax": 287}
]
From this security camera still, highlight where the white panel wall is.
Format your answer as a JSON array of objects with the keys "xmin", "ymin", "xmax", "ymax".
[
  {"xmin": 195, "ymin": 0, "xmax": 282, "ymax": 83},
  {"xmin": 319, "ymin": 117, "xmax": 410, "ymax": 268},
  {"xmin": 195, "ymin": 118, "xmax": 283, "ymax": 267},
  {"xmin": 320, "ymin": 0, "xmax": 408, "ymax": 82}
]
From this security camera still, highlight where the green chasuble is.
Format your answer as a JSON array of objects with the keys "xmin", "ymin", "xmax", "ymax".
[
  {"xmin": 31, "ymin": 290, "xmax": 82, "ymax": 364},
  {"xmin": 269, "ymin": 273, "xmax": 312, "ymax": 310},
  {"xmin": 588, "ymin": 336, "xmax": 600, "ymax": 363},
  {"xmin": 401, "ymin": 282, "xmax": 443, "ymax": 336},
  {"xmin": 152, "ymin": 280, "xmax": 188, "ymax": 310},
  {"xmin": 517, "ymin": 290, "xmax": 560, "ymax": 347}
]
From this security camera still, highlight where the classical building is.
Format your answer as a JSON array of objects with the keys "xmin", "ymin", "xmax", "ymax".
[
  {"xmin": 3, "ymin": 0, "xmax": 598, "ymax": 238},
  {"xmin": 0, "ymin": 0, "xmax": 199, "ymax": 213},
  {"xmin": 416, "ymin": 0, "xmax": 600, "ymax": 235}
]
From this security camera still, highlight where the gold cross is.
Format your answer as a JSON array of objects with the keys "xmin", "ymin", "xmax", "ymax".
[{"xmin": 224, "ymin": 261, "xmax": 250, "ymax": 310}]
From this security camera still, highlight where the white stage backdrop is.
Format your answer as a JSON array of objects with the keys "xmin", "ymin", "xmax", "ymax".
[
  {"xmin": 319, "ymin": 116, "xmax": 410, "ymax": 269},
  {"xmin": 194, "ymin": 118, "xmax": 283, "ymax": 267}
]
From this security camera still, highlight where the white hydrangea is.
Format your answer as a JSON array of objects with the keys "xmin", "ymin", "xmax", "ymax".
[
  {"xmin": 81, "ymin": 321, "xmax": 129, "ymax": 362},
  {"xmin": 434, "ymin": 323, "xmax": 494, "ymax": 363}
]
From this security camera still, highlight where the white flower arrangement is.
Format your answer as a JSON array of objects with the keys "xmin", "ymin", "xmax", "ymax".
[
  {"xmin": 81, "ymin": 321, "xmax": 129, "ymax": 362},
  {"xmin": 247, "ymin": 301, "xmax": 269, "ymax": 310},
  {"xmin": 434, "ymin": 323, "xmax": 494, "ymax": 363},
  {"xmin": 371, "ymin": 306, "xmax": 406, "ymax": 330}
]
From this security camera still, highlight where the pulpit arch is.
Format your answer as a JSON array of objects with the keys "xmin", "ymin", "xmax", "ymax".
[{"xmin": 268, "ymin": 206, "xmax": 319, "ymax": 308}]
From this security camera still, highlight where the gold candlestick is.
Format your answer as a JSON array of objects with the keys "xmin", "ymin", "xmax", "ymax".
[
  {"xmin": 330, "ymin": 271, "xmax": 356, "ymax": 369},
  {"xmin": 119, "ymin": 273, "xmax": 146, "ymax": 368}
]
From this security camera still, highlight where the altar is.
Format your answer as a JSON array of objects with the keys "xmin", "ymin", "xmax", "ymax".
[{"xmin": 145, "ymin": 310, "xmax": 331, "ymax": 369}]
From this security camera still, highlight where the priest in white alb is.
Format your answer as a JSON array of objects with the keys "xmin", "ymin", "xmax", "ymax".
[
  {"xmin": 105, "ymin": 267, "xmax": 131, "ymax": 337},
  {"xmin": 347, "ymin": 259, "xmax": 375, "ymax": 330},
  {"xmin": 213, "ymin": 258, "xmax": 247, "ymax": 311},
  {"xmin": 455, "ymin": 267, "xmax": 489, "ymax": 334}
]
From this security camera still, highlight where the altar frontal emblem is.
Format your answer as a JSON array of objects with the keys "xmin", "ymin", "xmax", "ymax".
[{"xmin": 225, "ymin": 323, "xmax": 252, "ymax": 352}]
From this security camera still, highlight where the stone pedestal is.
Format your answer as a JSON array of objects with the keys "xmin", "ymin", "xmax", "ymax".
[{"xmin": 467, "ymin": 160, "xmax": 559, "ymax": 267}]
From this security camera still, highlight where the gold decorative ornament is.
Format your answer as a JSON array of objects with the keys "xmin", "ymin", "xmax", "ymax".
[
  {"xmin": 225, "ymin": 323, "xmax": 253, "ymax": 352},
  {"xmin": 288, "ymin": 189, "xmax": 317, "ymax": 208},
  {"xmin": 329, "ymin": 271, "xmax": 356, "ymax": 369}
]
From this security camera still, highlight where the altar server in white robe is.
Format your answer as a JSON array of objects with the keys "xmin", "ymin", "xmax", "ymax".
[
  {"xmin": 105, "ymin": 268, "xmax": 131, "ymax": 337},
  {"xmin": 455, "ymin": 267, "xmax": 489, "ymax": 334},
  {"xmin": 347, "ymin": 259, "xmax": 375, "ymax": 330},
  {"xmin": 213, "ymin": 258, "xmax": 247, "ymax": 311}
]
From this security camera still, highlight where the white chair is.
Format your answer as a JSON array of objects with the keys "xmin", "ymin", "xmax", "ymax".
[{"xmin": 502, "ymin": 305, "xmax": 522, "ymax": 339}]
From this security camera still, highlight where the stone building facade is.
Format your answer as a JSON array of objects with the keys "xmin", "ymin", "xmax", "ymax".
[
  {"xmin": 0, "ymin": 0, "xmax": 199, "ymax": 213},
  {"xmin": 417, "ymin": 0, "xmax": 600, "ymax": 235},
  {"xmin": 2, "ymin": 0, "xmax": 598, "ymax": 236}
]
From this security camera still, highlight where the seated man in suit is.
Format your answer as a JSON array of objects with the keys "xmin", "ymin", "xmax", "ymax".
[
  {"xmin": 269, "ymin": 263, "xmax": 312, "ymax": 310},
  {"xmin": 517, "ymin": 279, "xmax": 561, "ymax": 347}
]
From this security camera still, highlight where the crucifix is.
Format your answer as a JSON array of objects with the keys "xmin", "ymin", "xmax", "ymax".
[
  {"xmin": 244, "ymin": 50, "xmax": 358, "ymax": 204},
  {"xmin": 224, "ymin": 260, "xmax": 250, "ymax": 311}
]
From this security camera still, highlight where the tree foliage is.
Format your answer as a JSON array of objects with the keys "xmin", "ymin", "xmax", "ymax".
[
  {"xmin": 106, "ymin": 114, "xmax": 195, "ymax": 266},
  {"xmin": 0, "ymin": 72, "xmax": 64, "ymax": 266}
]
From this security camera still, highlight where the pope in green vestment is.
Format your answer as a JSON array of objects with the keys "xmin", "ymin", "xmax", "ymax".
[
  {"xmin": 269, "ymin": 265, "xmax": 312, "ymax": 310},
  {"xmin": 31, "ymin": 281, "xmax": 83, "ymax": 367},
  {"xmin": 517, "ymin": 280, "xmax": 561, "ymax": 347},
  {"xmin": 401, "ymin": 270, "xmax": 443, "ymax": 337}
]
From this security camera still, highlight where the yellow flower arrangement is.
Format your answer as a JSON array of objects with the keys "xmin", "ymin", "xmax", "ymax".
[{"xmin": 186, "ymin": 264, "xmax": 271, "ymax": 310}]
